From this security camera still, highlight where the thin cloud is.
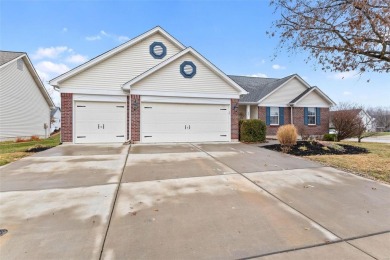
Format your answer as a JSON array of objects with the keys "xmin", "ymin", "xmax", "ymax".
[
  {"xmin": 66, "ymin": 54, "xmax": 88, "ymax": 64},
  {"xmin": 330, "ymin": 71, "xmax": 358, "ymax": 80},
  {"xmin": 86, "ymin": 30, "xmax": 129, "ymax": 42},
  {"xmin": 32, "ymin": 46, "xmax": 69, "ymax": 60},
  {"xmin": 272, "ymin": 64, "xmax": 286, "ymax": 70},
  {"xmin": 62, "ymin": 27, "xmax": 68, "ymax": 32},
  {"xmin": 35, "ymin": 61, "xmax": 70, "ymax": 81},
  {"xmin": 86, "ymin": 35, "xmax": 102, "ymax": 41},
  {"xmin": 343, "ymin": 91, "xmax": 352, "ymax": 96},
  {"xmin": 248, "ymin": 73, "xmax": 268, "ymax": 78}
]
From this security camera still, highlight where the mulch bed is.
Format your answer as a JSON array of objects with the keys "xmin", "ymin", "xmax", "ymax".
[
  {"xmin": 25, "ymin": 146, "xmax": 51, "ymax": 153},
  {"xmin": 262, "ymin": 141, "xmax": 368, "ymax": 156}
]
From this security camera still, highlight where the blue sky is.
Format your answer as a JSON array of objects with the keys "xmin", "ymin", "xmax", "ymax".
[{"xmin": 1, "ymin": 0, "xmax": 389, "ymax": 106}]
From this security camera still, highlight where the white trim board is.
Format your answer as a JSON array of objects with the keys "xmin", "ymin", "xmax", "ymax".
[
  {"xmin": 130, "ymin": 90, "xmax": 239, "ymax": 99},
  {"xmin": 60, "ymin": 87, "xmax": 127, "ymax": 96},
  {"xmin": 73, "ymin": 94, "xmax": 127, "ymax": 102},
  {"xmin": 141, "ymin": 96, "xmax": 231, "ymax": 105}
]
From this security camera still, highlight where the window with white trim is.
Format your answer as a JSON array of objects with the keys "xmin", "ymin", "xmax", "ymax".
[
  {"xmin": 270, "ymin": 107, "xmax": 279, "ymax": 125},
  {"xmin": 308, "ymin": 107, "xmax": 316, "ymax": 125}
]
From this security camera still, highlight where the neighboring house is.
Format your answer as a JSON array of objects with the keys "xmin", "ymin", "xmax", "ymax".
[
  {"xmin": 50, "ymin": 27, "xmax": 247, "ymax": 144},
  {"xmin": 0, "ymin": 51, "xmax": 55, "ymax": 141},
  {"xmin": 50, "ymin": 107, "xmax": 61, "ymax": 133},
  {"xmin": 330, "ymin": 109, "xmax": 375, "ymax": 132},
  {"xmin": 229, "ymin": 75, "xmax": 336, "ymax": 136}
]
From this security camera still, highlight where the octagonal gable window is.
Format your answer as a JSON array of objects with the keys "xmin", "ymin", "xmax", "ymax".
[
  {"xmin": 149, "ymin": 42, "xmax": 167, "ymax": 59},
  {"xmin": 180, "ymin": 61, "xmax": 196, "ymax": 78}
]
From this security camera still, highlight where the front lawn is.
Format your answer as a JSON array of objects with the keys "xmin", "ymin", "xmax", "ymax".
[
  {"xmin": 0, "ymin": 134, "xmax": 60, "ymax": 166},
  {"xmin": 306, "ymin": 142, "xmax": 390, "ymax": 183}
]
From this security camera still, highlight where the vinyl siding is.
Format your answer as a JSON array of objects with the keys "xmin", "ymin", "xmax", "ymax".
[
  {"xmin": 250, "ymin": 105, "xmax": 258, "ymax": 119},
  {"xmin": 260, "ymin": 78, "xmax": 307, "ymax": 106},
  {"xmin": 131, "ymin": 53, "xmax": 237, "ymax": 95},
  {"xmin": 295, "ymin": 91, "xmax": 330, "ymax": 107},
  {"xmin": 60, "ymin": 32, "xmax": 182, "ymax": 89},
  {"xmin": 0, "ymin": 59, "xmax": 51, "ymax": 140}
]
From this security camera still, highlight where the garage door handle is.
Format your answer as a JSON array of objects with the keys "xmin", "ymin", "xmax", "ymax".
[
  {"xmin": 189, "ymin": 125, "xmax": 190, "ymax": 129},
  {"xmin": 185, "ymin": 125, "xmax": 187, "ymax": 129},
  {"xmin": 102, "ymin": 124, "xmax": 104, "ymax": 129}
]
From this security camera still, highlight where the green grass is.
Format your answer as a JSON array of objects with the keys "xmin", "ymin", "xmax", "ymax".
[
  {"xmin": 306, "ymin": 142, "xmax": 390, "ymax": 183},
  {"xmin": 374, "ymin": 132, "xmax": 390, "ymax": 136},
  {"xmin": 0, "ymin": 134, "xmax": 60, "ymax": 166}
]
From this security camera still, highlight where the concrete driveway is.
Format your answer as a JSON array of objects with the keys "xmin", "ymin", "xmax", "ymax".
[{"xmin": 1, "ymin": 143, "xmax": 389, "ymax": 259}]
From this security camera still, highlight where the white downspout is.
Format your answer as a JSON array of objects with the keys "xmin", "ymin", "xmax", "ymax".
[
  {"xmin": 290, "ymin": 105, "xmax": 294, "ymax": 124},
  {"xmin": 246, "ymin": 105, "xmax": 250, "ymax": 119}
]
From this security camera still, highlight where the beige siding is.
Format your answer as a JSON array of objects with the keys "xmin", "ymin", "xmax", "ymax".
[
  {"xmin": 250, "ymin": 105, "xmax": 258, "ymax": 119},
  {"xmin": 0, "ymin": 59, "xmax": 51, "ymax": 140},
  {"xmin": 60, "ymin": 32, "xmax": 182, "ymax": 89},
  {"xmin": 260, "ymin": 78, "xmax": 307, "ymax": 106},
  {"xmin": 296, "ymin": 91, "xmax": 330, "ymax": 107},
  {"xmin": 132, "ymin": 53, "xmax": 237, "ymax": 95}
]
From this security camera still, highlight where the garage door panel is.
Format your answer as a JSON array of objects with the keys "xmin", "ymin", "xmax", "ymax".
[
  {"xmin": 141, "ymin": 102, "xmax": 230, "ymax": 143},
  {"xmin": 142, "ymin": 123, "xmax": 188, "ymax": 133},
  {"xmin": 75, "ymin": 101, "xmax": 126, "ymax": 143}
]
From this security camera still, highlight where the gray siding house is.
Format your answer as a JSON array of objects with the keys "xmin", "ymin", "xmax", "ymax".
[{"xmin": 0, "ymin": 51, "xmax": 55, "ymax": 141}]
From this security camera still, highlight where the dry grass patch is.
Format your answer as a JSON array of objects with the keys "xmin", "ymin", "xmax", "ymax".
[{"xmin": 306, "ymin": 142, "xmax": 390, "ymax": 183}]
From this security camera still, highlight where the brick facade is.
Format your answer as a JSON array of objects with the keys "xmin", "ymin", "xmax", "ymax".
[
  {"xmin": 231, "ymin": 99, "xmax": 239, "ymax": 140},
  {"xmin": 60, "ymin": 93, "xmax": 73, "ymax": 142},
  {"xmin": 127, "ymin": 96, "xmax": 130, "ymax": 140},
  {"xmin": 130, "ymin": 95, "xmax": 140, "ymax": 142},
  {"xmin": 258, "ymin": 106, "xmax": 330, "ymax": 136}
]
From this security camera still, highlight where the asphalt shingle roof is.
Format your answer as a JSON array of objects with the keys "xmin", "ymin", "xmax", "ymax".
[
  {"xmin": 228, "ymin": 74, "xmax": 297, "ymax": 102},
  {"xmin": 0, "ymin": 51, "xmax": 25, "ymax": 66}
]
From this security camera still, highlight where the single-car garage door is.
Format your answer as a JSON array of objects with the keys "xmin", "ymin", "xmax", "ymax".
[
  {"xmin": 74, "ymin": 101, "xmax": 126, "ymax": 143},
  {"xmin": 141, "ymin": 102, "xmax": 230, "ymax": 143}
]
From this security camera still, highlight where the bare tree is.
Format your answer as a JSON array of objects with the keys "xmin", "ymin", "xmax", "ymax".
[
  {"xmin": 355, "ymin": 111, "xmax": 377, "ymax": 142},
  {"xmin": 269, "ymin": 0, "xmax": 390, "ymax": 73},
  {"xmin": 331, "ymin": 103, "xmax": 366, "ymax": 141},
  {"xmin": 367, "ymin": 106, "xmax": 390, "ymax": 131}
]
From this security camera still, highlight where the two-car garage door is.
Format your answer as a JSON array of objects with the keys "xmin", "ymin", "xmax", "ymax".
[
  {"xmin": 141, "ymin": 102, "xmax": 230, "ymax": 143},
  {"xmin": 74, "ymin": 100, "xmax": 230, "ymax": 143}
]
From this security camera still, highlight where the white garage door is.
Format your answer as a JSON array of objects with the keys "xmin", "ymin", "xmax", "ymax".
[
  {"xmin": 74, "ymin": 101, "xmax": 126, "ymax": 143},
  {"xmin": 141, "ymin": 102, "xmax": 230, "ymax": 143}
]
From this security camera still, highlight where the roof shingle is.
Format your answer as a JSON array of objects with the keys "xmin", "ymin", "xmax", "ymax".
[
  {"xmin": 228, "ymin": 74, "xmax": 296, "ymax": 102},
  {"xmin": 0, "ymin": 51, "xmax": 25, "ymax": 66}
]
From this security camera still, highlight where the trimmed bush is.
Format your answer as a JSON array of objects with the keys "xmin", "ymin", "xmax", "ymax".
[
  {"xmin": 277, "ymin": 124, "xmax": 298, "ymax": 153},
  {"xmin": 239, "ymin": 119, "xmax": 266, "ymax": 142},
  {"xmin": 323, "ymin": 133, "xmax": 337, "ymax": 141}
]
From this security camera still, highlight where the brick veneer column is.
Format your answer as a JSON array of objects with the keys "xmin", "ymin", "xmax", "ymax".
[
  {"xmin": 131, "ymin": 95, "xmax": 140, "ymax": 142},
  {"xmin": 61, "ymin": 93, "xmax": 73, "ymax": 142},
  {"xmin": 127, "ymin": 96, "xmax": 130, "ymax": 140},
  {"xmin": 231, "ymin": 99, "xmax": 239, "ymax": 140}
]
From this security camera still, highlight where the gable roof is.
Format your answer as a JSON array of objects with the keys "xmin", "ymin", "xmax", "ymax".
[
  {"xmin": 290, "ymin": 86, "xmax": 336, "ymax": 106},
  {"xmin": 0, "ymin": 51, "xmax": 55, "ymax": 108},
  {"xmin": 0, "ymin": 51, "xmax": 25, "ymax": 67},
  {"xmin": 289, "ymin": 87, "xmax": 314, "ymax": 104},
  {"xmin": 228, "ymin": 74, "xmax": 296, "ymax": 102},
  {"xmin": 230, "ymin": 74, "xmax": 335, "ymax": 106},
  {"xmin": 123, "ymin": 47, "xmax": 247, "ymax": 95},
  {"xmin": 49, "ymin": 26, "xmax": 186, "ymax": 87}
]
